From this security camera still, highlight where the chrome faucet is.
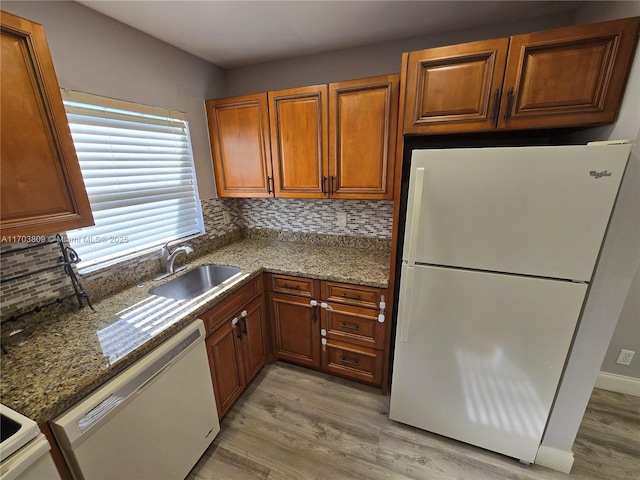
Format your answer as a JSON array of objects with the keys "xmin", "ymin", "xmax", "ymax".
[{"xmin": 161, "ymin": 242, "xmax": 194, "ymax": 275}]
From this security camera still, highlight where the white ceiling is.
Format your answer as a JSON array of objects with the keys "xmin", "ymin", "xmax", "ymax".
[{"xmin": 76, "ymin": 1, "xmax": 583, "ymax": 69}]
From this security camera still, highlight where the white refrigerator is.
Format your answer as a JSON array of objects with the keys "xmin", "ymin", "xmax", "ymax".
[{"xmin": 389, "ymin": 143, "xmax": 631, "ymax": 464}]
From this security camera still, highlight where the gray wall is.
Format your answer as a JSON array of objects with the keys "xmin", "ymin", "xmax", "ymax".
[
  {"xmin": 601, "ymin": 268, "xmax": 640, "ymax": 378},
  {"xmin": 1, "ymin": 1, "xmax": 226, "ymax": 200},
  {"xmin": 225, "ymin": 11, "xmax": 577, "ymax": 95}
]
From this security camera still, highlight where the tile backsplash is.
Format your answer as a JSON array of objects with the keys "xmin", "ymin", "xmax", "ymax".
[
  {"xmin": 227, "ymin": 198, "xmax": 393, "ymax": 238},
  {"xmin": 0, "ymin": 241, "xmax": 74, "ymax": 317},
  {"xmin": 1, "ymin": 197, "xmax": 392, "ymax": 319}
]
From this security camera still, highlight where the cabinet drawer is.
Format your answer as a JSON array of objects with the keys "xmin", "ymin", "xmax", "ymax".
[
  {"xmin": 323, "ymin": 281, "xmax": 385, "ymax": 308},
  {"xmin": 203, "ymin": 277, "xmax": 263, "ymax": 336},
  {"xmin": 270, "ymin": 274, "xmax": 317, "ymax": 298},
  {"xmin": 322, "ymin": 340, "xmax": 383, "ymax": 386},
  {"xmin": 324, "ymin": 304, "xmax": 385, "ymax": 350}
]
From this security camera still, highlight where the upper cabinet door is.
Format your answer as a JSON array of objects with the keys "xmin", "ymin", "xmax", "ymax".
[
  {"xmin": 499, "ymin": 16, "xmax": 640, "ymax": 130},
  {"xmin": 404, "ymin": 39, "xmax": 509, "ymax": 134},
  {"xmin": 329, "ymin": 75, "xmax": 399, "ymax": 200},
  {"xmin": 206, "ymin": 93, "xmax": 274, "ymax": 197},
  {"xmin": 1, "ymin": 12, "xmax": 94, "ymax": 237},
  {"xmin": 268, "ymin": 85, "xmax": 328, "ymax": 198}
]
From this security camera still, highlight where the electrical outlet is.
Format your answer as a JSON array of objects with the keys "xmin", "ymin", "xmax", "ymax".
[
  {"xmin": 337, "ymin": 212, "xmax": 347, "ymax": 227},
  {"xmin": 222, "ymin": 211, "xmax": 231, "ymax": 225},
  {"xmin": 616, "ymin": 349, "xmax": 635, "ymax": 366}
]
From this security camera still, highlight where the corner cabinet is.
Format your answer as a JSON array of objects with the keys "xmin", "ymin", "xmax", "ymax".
[
  {"xmin": 267, "ymin": 274, "xmax": 389, "ymax": 388},
  {"xmin": 205, "ymin": 75, "xmax": 399, "ymax": 200},
  {"xmin": 1, "ymin": 11, "xmax": 94, "ymax": 237},
  {"xmin": 268, "ymin": 275, "xmax": 321, "ymax": 367},
  {"xmin": 403, "ymin": 16, "xmax": 640, "ymax": 134}
]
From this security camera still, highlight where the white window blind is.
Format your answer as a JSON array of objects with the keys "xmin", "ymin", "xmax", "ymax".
[{"xmin": 62, "ymin": 90, "xmax": 204, "ymax": 273}]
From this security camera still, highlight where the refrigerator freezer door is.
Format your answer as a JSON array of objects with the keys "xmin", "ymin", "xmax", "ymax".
[
  {"xmin": 390, "ymin": 264, "xmax": 588, "ymax": 463},
  {"xmin": 403, "ymin": 144, "xmax": 630, "ymax": 281}
]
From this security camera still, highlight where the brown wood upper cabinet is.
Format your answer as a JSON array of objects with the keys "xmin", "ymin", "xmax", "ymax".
[
  {"xmin": 1, "ymin": 11, "xmax": 94, "ymax": 237},
  {"xmin": 206, "ymin": 75, "xmax": 399, "ymax": 200},
  {"xmin": 206, "ymin": 93, "xmax": 274, "ymax": 197},
  {"xmin": 329, "ymin": 75, "xmax": 399, "ymax": 199},
  {"xmin": 268, "ymin": 85, "xmax": 328, "ymax": 198},
  {"xmin": 404, "ymin": 16, "xmax": 640, "ymax": 134}
]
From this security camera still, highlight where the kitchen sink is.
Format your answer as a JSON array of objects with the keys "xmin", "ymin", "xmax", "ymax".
[{"xmin": 150, "ymin": 265, "xmax": 242, "ymax": 300}]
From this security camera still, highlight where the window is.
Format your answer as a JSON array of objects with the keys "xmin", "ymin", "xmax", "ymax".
[{"xmin": 62, "ymin": 90, "xmax": 204, "ymax": 273}]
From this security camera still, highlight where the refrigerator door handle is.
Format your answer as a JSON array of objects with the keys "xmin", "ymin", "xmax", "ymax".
[
  {"xmin": 407, "ymin": 167, "xmax": 425, "ymax": 267},
  {"xmin": 399, "ymin": 266, "xmax": 415, "ymax": 343}
]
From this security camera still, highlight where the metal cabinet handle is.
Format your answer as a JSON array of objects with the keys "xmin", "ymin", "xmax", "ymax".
[
  {"xmin": 504, "ymin": 87, "xmax": 514, "ymax": 121},
  {"xmin": 340, "ymin": 358, "xmax": 360, "ymax": 366},
  {"xmin": 283, "ymin": 283, "xmax": 301, "ymax": 290},
  {"xmin": 329, "ymin": 176, "xmax": 336, "ymax": 196},
  {"xmin": 241, "ymin": 317, "xmax": 247, "ymax": 335},
  {"xmin": 341, "ymin": 293, "xmax": 361, "ymax": 300},
  {"xmin": 490, "ymin": 88, "xmax": 500, "ymax": 123},
  {"xmin": 340, "ymin": 323, "xmax": 360, "ymax": 331},
  {"xmin": 322, "ymin": 176, "xmax": 327, "ymax": 195},
  {"xmin": 266, "ymin": 176, "xmax": 272, "ymax": 194},
  {"xmin": 232, "ymin": 317, "xmax": 242, "ymax": 339}
]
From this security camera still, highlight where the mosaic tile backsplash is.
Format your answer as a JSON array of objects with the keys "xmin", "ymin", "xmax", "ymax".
[
  {"xmin": 229, "ymin": 198, "xmax": 394, "ymax": 238},
  {"xmin": 1, "ymin": 197, "xmax": 393, "ymax": 318}
]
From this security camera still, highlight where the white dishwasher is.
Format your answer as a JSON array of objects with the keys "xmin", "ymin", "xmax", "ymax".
[{"xmin": 51, "ymin": 319, "xmax": 219, "ymax": 480}]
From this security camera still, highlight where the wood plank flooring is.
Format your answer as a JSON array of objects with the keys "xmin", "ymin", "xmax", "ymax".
[{"xmin": 187, "ymin": 362, "xmax": 640, "ymax": 480}]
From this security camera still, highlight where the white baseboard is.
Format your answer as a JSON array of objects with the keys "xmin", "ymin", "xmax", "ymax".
[
  {"xmin": 535, "ymin": 445, "xmax": 574, "ymax": 474},
  {"xmin": 595, "ymin": 371, "xmax": 640, "ymax": 397}
]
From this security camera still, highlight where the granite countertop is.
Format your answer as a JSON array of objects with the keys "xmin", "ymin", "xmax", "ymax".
[{"xmin": 0, "ymin": 238, "xmax": 389, "ymax": 424}]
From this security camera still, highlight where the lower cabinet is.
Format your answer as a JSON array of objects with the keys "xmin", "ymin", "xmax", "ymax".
[
  {"xmin": 267, "ymin": 274, "xmax": 388, "ymax": 387},
  {"xmin": 203, "ymin": 277, "xmax": 268, "ymax": 419},
  {"xmin": 204, "ymin": 272, "xmax": 388, "ymax": 418},
  {"xmin": 269, "ymin": 292, "xmax": 321, "ymax": 368},
  {"xmin": 322, "ymin": 340, "xmax": 383, "ymax": 386}
]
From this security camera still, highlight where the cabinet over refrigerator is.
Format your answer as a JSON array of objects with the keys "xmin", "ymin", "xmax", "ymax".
[{"xmin": 389, "ymin": 142, "xmax": 631, "ymax": 464}]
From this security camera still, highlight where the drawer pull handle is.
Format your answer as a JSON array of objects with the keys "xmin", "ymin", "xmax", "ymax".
[
  {"xmin": 283, "ymin": 283, "xmax": 301, "ymax": 290},
  {"xmin": 340, "ymin": 358, "xmax": 360, "ymax": 366},
  {"xmin": 341, "ymin": 293, "xmax": 361, "ymax": 300},
  {"xmin": 340, "ymin": 323, "xmax": 360, "ymax": 331}
]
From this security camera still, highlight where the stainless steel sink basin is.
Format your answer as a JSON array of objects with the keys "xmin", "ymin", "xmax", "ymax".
[{"xmin": 150, "ymin": 265, "xmax": 241, "ymax": 300}]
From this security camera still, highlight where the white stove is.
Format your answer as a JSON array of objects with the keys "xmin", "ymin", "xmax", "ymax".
[{"xmin": 0, "ymin": 404, "xmax": 60, "ymax": 480}]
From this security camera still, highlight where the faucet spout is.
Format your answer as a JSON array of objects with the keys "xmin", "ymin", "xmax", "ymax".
[{"xmin": 161, "ymin": 243, "xmax": 194, "ymax": 274}]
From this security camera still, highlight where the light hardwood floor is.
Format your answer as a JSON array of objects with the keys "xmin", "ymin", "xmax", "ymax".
[{"xmin": 188, "ymin": 362, "xmax": 640, "ymax": 480}]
